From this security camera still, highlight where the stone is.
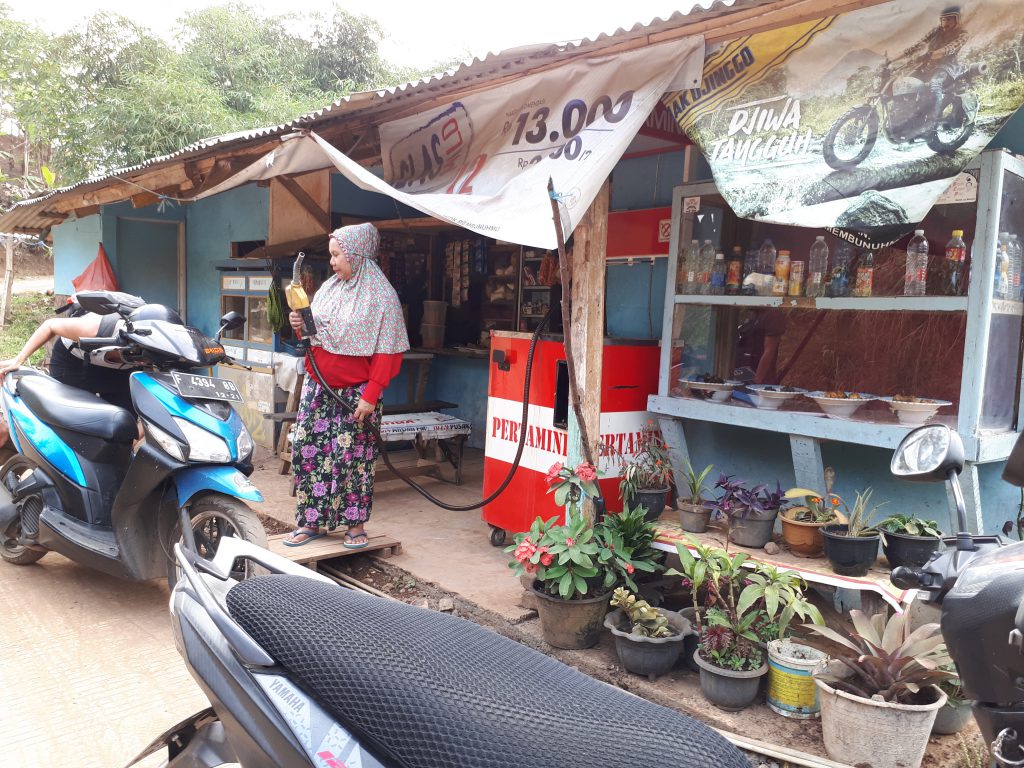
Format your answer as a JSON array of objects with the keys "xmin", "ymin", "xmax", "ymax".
[
  {"xmin": 438, "ymin": 598, "xmax": 455, "ymax": 612},
  {"xmin": 763, "ymin": 541, "xmax": 781, "ymax": 555}
]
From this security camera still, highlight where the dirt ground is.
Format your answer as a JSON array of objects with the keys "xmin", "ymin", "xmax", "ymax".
[{"xmin": 319, "ymin": 553, "xmax": 982, "ymax": 768}]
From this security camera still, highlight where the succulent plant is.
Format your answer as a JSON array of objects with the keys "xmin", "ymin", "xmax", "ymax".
[{"xmin": 609, "ymin": 587, "xmax": 674, "ymax": 638}]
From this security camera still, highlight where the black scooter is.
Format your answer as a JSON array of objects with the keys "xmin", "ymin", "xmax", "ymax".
[
  {"xmin": 127, "ymin": 514, "xmax": 752, "ymax": 767},
  {"xmin": 890, "ymin": 423, "xmax": 1024, "ymax": 765}
]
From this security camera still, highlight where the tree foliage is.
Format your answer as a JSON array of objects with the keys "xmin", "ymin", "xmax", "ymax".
[{"xmin": 0, "ymin": 2, "xmax": 450, "ymax": 187}]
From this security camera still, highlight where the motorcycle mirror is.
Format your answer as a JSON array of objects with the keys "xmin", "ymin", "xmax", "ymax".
[
  {"xmin": 891, "ymin": 424, "xmax": 965, "ymax": 482},
  {"xmin": 216, "ymin": 311, "xmax": 246, "ymax": 340},
  {"xmin": 1002, "ymin": 432, "xmax": 1024, "ymax": 488}
]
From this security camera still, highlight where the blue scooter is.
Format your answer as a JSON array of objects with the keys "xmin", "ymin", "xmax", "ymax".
[{"xmin": 0, "ymin": 291, "xmax": 265, "ymax": 586}]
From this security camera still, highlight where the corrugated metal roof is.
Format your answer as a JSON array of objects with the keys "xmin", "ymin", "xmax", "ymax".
[{"xmin": 1, "ymin": 0, "xmax": 760, "ymax": 234}]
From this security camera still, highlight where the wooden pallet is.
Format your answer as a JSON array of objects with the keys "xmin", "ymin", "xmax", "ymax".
[{"xmin": 267, "ymin": 530, "xmax": 403, "ymax": 567}]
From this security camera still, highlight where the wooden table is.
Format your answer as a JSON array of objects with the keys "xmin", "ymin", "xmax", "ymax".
[{"xmin": 652, "ymin": 519, "xmax": 915, "ymax": 614}]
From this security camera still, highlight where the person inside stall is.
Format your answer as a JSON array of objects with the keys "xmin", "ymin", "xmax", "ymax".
[
  {"xmin": 284, "ymin": 222, "xmax": 410, "ymax": 550},
  {"xmin": 734, "ymin": 308, "xmax": 788, "ymax": 385}
]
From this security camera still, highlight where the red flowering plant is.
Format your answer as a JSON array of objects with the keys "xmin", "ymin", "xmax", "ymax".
[
  {"xmin": 506, "ymin": 513, "xmax": 655, "ymax": 599},
  {"xmin": 544, "ymin": 460, "xmax": 601, "ymax": 524}
]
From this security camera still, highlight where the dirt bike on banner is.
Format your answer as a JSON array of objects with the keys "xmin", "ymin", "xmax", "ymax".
[{"xmin": 823, "ymin": 59, "xmax": 987, "ymax": 171}]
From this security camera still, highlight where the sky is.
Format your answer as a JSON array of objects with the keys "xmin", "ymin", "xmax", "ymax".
[{"xmin": 3, "ymin": 0, "xmax": 690, "ymax": 69}]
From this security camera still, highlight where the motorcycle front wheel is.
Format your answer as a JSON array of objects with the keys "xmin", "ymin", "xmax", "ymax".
[
  {"xmin": 927, "ymin": 96, "xmax": 974, "ymax": 153},
  {"xmin": 0, "ymin": 456, "xmax": 47, "ymax": 566},
  {"xmin": 164, "ymin": 493, "xmax": 268, "ymax": 589},
  {"xmin": 823, "ymin": 106, "xmax": 880, "ymax": 170}
]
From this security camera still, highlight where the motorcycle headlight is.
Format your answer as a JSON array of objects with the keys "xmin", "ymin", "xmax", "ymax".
[
  {"xmin": 144, "ymin": 420, "xmax": 186, "ymax": 463},
  {"xmin": 173, "ymin": 417, "xmax": 232, "ymax": 463},
  {"xmin": 236, "ymin": 428, "xmax": 254, "ymax": 462}
]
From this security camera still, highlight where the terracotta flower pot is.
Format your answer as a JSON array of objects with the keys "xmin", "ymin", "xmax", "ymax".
[{"xmin": 780, "ymin": 508, "xmax": 829, "ymax": 558}]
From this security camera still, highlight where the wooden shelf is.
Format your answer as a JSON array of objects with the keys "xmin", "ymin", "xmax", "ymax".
[{"xmin": 673, "ymin": 294, "xmax": 969, "ymax": 312}]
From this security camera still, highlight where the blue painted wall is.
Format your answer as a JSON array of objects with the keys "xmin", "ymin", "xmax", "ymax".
[
  {"xmin": 331, "ymin": 172, "xmax": 424, "ymax": 219},
  {"xmin": 606, "ymin": 259, "xmax": 666, "ymax": 340},
  {"xmin": 611, "ymin": 150, "xmax": 685, "ymax": 211},
  {"xmin": 421, "ymin": 356, "xmax": 489, "ymax": 449},
  {"xmin": 185, "ymin": 185, "xmax": 269, "ymax": 335},
  {"xmin": 52, "ymin": 216, "xmax": 104, "ymax": 295}
]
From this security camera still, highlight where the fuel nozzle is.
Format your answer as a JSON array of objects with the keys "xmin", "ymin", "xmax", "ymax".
[{"xmin": 285, "ymin": 252, "xmax": 317, "ymax": 345}]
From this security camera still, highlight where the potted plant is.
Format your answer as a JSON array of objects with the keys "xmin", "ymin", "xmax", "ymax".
[
  {"xmin": 506, "ymin": 499, "xmax": 655, "ymax": 650},
  {"xmin": 877, "ymin": 514, "xmax": 943, "ymax": 568},
  {"xmin": 544, "ymin": 460, "xmax": 601, "ymax": 525},
  {"xmin": 667, "ymin": 536, "xmax": 822, "ymax": 711},
  {"xmin": 780, "ymin": 467, "xmax": 845, "ymax": 558},
  {"xmin": 707, "ymin": 474, "xmax": 785, "ymax": 550},
  {"xmin": 803, "ymin": 610, "xmax": 953, "ymax": 768},
  {"xmin": 615, "ymin": 423, "xmax": 673, "ymax": 522},
  {"xmin": 604, "ymin": 587, "xmax": 692, "ymax": 680},
  {"xmin": 678, "ymin": 459, "xmax": 714, "ymax": 533},
  {"xmin": 597, "ymin": 504, "xmax": 666, "ymax": 597},
  {"xmin": 932, "ymin": 664, "xmax": 973, "ymax": 735},
  {"xmin": 820, "ymin": 488, "xmax": 884, "ymax": 576}
]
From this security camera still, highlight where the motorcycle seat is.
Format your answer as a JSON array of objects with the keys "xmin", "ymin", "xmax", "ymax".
[
  {"xmin": 17, "ymin": 375, "xmax": 137, "ymax": 443},
  {"xmin": 227, "ymin": 575, "xmax": 749, "ymax": 768}
]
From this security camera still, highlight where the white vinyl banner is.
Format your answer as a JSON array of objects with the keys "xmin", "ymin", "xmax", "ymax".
[{"xmin": 198, "ymin": 37, "xmax": 704, "ymax": 249}]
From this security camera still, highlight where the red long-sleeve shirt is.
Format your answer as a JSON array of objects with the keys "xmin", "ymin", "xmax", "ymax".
[{"xmin": 306, "ymin": 346, "xmax": 403, "ymax": 404}]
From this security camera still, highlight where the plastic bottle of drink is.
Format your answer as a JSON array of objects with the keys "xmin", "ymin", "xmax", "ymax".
[
  {"xmin": 829, "ymin": 241, "xmax": 853, "ymax": 297},
  {"xmin": 710, "ymin": 252, "xmax": 727, "ymax": 295},
  {"xmin": 773, "ymin": 249, "xmax": 791, "ymax": 296},
  {"xmin": 725, "ymin": 246, "xmax": 744, "ymax": 295},
  {"xmin": 995, "ymin": 236, "xmax": 1010, "ymax": 299},
  {"xmin": 904, "ymin": 230, "xmax": 929, "ymax": 297},
  {"xmin": 854, "ymin": 251, "xmax": 875, "ymax": 297},
  {"xmin": 681, "ymin": 239, "xmax": 699, "ymax": 293},
  {"xmin": 942, "ymin": 229, "xmax": 967, "ymax": 296},
  {"xmin": 806, "ymin": 236, "xmax": 830, "ymax": 298},
  {"xmin": 742, "ymin": 249, "xmax": 758, "ymax": 295},
  {"xmin": 698, "ymin": 240, "xmax": 716, "ymax": 295},
  {"xmin": 1009, "ymin": 234, "xmax": 1023, "ymax": 301},
  {"xmin": 757, "ymin": 239, "xmax": 777, "ymax": 296}
]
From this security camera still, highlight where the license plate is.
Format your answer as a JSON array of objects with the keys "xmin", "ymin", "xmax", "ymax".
[{"xmin": 171, "ymin": 372, "xmax": 243, "ymax": 403}]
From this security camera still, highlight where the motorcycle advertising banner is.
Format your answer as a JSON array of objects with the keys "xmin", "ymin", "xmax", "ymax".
[{"xmin": 664, "ymin": 0, "xmax": 1024, "ymax": 245}]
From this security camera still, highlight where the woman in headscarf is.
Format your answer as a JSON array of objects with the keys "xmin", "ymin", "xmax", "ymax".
[{"xmin": 284, "ymin": 223, "xmax": 409, "ymax": 549}]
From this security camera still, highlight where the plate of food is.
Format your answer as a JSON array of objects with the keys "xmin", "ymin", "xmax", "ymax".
[
  {"xmin": 746, "ymin": 384, "xmax": 807, "ymax": 411},
  {"xmin": 880, "ymin": 394, "xmax": 953, "ymax": 425},
  {"xmin": 805, "ymin": 391, "xmax": 878, "ymax": 419},
  {"xmin": 679, "ymin": 375, "xmax": 741, "ymax": 403}
]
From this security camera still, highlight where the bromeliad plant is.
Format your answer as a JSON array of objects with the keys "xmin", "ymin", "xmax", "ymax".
[
  {"xmin": 667, "ymin": 535, "xmax": 823, "ymax": 671},
  {"xmin": 803, "ymin": 609, "xmax": 954, "ymax": 704}
]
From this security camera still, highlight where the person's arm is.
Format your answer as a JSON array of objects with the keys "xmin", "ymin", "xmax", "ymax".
[
  {"xmin": 0, "ymin": 314, "xmax": 102, "ymax": 379},
  {"xmin": 353, "ymin": 353, "xmax": 403, "ymax": 423}
]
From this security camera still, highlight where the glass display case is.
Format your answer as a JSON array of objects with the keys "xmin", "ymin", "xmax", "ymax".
[
  {"xmin": 649, "ymin": 148, "xmax": 1024, "ymax": 528},
  {"xmin": 219, "ymin": 271, "xmax": 276, "ymax": 369},
  {"xmin": 518, "ymin": 247, "xmax": 559, "ymax": 332},
  {"xmin": 481, "ymin": 240, "xmax": 519, "ymax": 335}
]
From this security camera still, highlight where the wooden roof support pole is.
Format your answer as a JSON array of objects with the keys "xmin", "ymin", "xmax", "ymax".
[
  {"xmin": 0, "ymin": 236, "xmax": 14, "ymax": 327},
  {"xmin": 550, "ymin": 177, "xmax": 608, "ymax": 524}
]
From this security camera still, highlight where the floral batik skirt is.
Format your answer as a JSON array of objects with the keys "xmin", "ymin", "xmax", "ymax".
[{"xmin": 292, "ymin": 378, "xmax": 381, "ymax": 531}]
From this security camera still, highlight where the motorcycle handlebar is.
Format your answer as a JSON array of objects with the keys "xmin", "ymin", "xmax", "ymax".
[
  {"xmin": 77, "ymin": 335, "xmax": 123, "ymax": 351},
  {"xmin": 968, "ymin": 62, "xmax": 989, "ymax": 78},
  {"xmin": 891, "ymin": 566, "xmax": 935, "ymax": 590}
]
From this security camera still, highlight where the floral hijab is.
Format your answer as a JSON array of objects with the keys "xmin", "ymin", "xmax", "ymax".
[{"xmin": 310, "ymin": 223, "xmax": 410, "ymax": 357}]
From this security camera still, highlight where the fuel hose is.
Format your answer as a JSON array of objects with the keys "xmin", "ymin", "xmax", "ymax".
[{"xmin": 300, "ymin": 310, "xmax": 551, "ymax": 512}]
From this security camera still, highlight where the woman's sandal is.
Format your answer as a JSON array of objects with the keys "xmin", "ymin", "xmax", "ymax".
[
  {"xmin": 282, "ymin": 527, "xmax": 325, "ymax": 547},
  {"xmin": 343, "ymin": 530, "xmax": 369, "ymax": 550}
]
